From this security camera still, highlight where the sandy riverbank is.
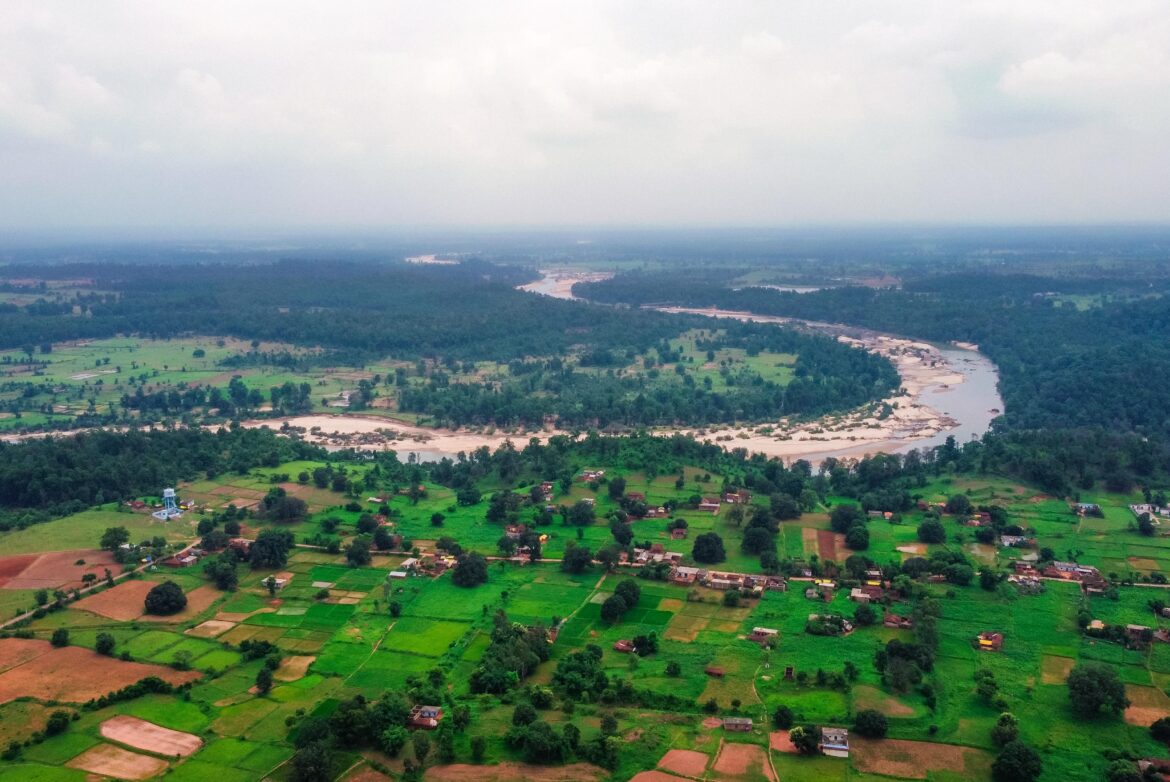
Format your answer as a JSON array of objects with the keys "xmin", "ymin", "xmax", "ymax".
[{"xmin": 517, "ymin": 269, "xmax": 614, "ymax": 300}]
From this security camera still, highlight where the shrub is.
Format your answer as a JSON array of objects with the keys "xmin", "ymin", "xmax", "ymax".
[
  {"xmin": 95, "ymin": 632, "xmax": 115, "ymax": 656},
  {"xmin": 992, "ymin": 741, "xmax": 1042, "ymax": 782},
  {"xmin": 50, "ymin": 628, "xmax": 69, "ymax": 647},
  {"xmin": 1067, "ymin": 662, "xmax": 1128, "ymax": 716},
  {"xmin": 143, "ymin": 581, "xmax": 187, "ymax": 615},
  {"xmin": 854, "ymin": 709, "xmax": 888, "ymax": 738}
]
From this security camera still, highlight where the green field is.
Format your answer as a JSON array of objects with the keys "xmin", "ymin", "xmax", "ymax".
[{"xmin": 2, "ymin": 455, "xmax": 1170, "ymax": 781}]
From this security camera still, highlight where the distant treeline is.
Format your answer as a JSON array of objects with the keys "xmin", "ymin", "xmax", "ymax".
[
  {"xmin": 0, "ymin": 260, "xmax": 897, "ymax": 428},
  {"xmin": 0, "ymin": 427, "xmax": 324, "ymax": 524},
  {"xmin": 577, "ymin": 270, "xmax": 1170, "ymax": 439}
]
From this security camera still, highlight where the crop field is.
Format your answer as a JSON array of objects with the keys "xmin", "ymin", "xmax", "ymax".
[{"xmin": 5, "ymin": 456, "xmax": 1170, "ymax": 781}]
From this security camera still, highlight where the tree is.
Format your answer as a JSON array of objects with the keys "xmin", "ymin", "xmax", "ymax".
[
  {"xmin": 1151, "ymin": 715, "xmax": 1170, "ymax": 742},
  {"xmin": 829, "ymin": 504, "xmax": 864, "ymax": 533},
  {"xmin": 95, "ymin": 632, "xmax": 116, "ymax": 656},
  {"xmin": 1067, "ymin": 662, "xmax": 1128, "ymax": 716},
  {"xmin": 45, "ymin": 710, "xmax": 71, "ymax": 736},
  {"xmin": 381, "ymin": 726, "xmax": 409, "ymax": 756},
  {"xmin": 991, "ymin": 741, "xmax": 1042, "ymax": 782},
  {"xmin": 256, "ymin": 666, "xmax": 274, "ymax": 695},
  {"xmin": 452, "ymin": 553, "xmax": 489, "ymax": 587},
  {"xmin": 250, "ymin": 528, "xmax": 295, "ymax": 569},
  {"xmin": 373, "ymin": 525, "xmax": 396, "ymax": 551},
  {"xmin": 854, "ymin": 602, "xmax": 878, "ymax": 626},
  {"xmin": 854, "ymin": 709, "xmax": 888, "ymax": 738},
  {"xmin": 568, "ymin": 500, "xmax": 596, "ymax": 526},
  {"xmin": 1105, "ymin": 759, "xmax": 1142, "ymax": 782},
  {"xmin": 203, "ymin": 556, "xmax": 238, "ymax": 590},
  {"xmin": 692, "ymin": 532, "xmax": 726, "ymax": 564},
  {"xmin": 845, "ymin": 524, "xmax": 870, "ymax": 551},
  {"xmin": 512, "ymin": 702, "xmax": 538, "ymax": 726},
  {"xmin": 945, "ymin": 494, "xmax": 973, "ymax": 515},
  {"xmin": 742, "ymin": 526, "xmax": 775, "ymax": 554},
  {"xmin": 917, "ymin": 519, "xmax": 946, "ymax": 544},
  {"xmin": 614, "ymin": 579, "xmax": 641, "ymax": 607},
  {"xmin": 144, "ymin": 581, "xmax": 187, "ymax": 615},
  {"xmin": 413, "ymin": 730, "xmax": 431, "ymax": 765},
  {"xmin": 772, "ymin": 705, "xmax": 795, "ymax": 729},
  {"xmin": 471, "ymin": 735, "xmax": 487, "ymax": 762},
  {"xmin": 50, "ymin": 628, "xmax": 69, "ymax": 647},
  {"xmin": 600, "ymin": 595, "xmax": 628, "ymax": 624},
  {"xmin": 100, "ymin": 526, "xmax": 130, "ymax": 552},
  {"xmin": 608, "ymin": 476, "xmax": 626, "ymax": 499},
  {"xmin": 991, "ymin": 713, "xmax": 1019, "ymax": 746},
  {"xmin": 345, "ymin": 536, "xmax": 372, "ymax": 567},
  {"xmin": 291, "ymin": 740, "xmax": 333, "ymax": 782},
  {"xmin": 560, "ymin": 544, "xmax": 593, "ymax": 574},
  {"xmin": 666, "ymin": 661, "xmax": 682, "ymax": 677},
  {"xmin": 788, "ymin": 725, "xmax": 821, "ymax": 755}
]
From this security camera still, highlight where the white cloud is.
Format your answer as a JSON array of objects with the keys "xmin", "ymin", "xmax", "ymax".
[{"xmin": 0, "ymin": 1, "xmax": 1167, "ymax": 227}]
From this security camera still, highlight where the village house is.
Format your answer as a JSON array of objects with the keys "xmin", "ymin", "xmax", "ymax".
[
  {"xmin": 820, "ymin": 727, "xmax": 850, "ymax": 758},
  {"xmin": 883, "ymin": 613, "xmax": 913, "ymax": 630},
  {"xmin": 579, "ymin": 469, "xmax": 605, "ymax": 482},
  {"xmin": 864, "ymin": 569, "xmax": 884, "ymax": 587},
  {"xmin": 540, "ymin": 481, "xmax": 554, "ymax": 498},
  {"xmin": 670, "ymin": 565, "xmax": 706, "ymax": 585},
  {"xmin": 644, "ymin": 507, "xmax": 669, "ymax": 518},
  {"xmin": 581, "ymin": 497, "xmax": 595, "ymax": 507},
  {"xmin": 1087, "ymin": 619, "xmax": 1105, "ymax": 631},
  {"xmin": 708, "ymin": 577, "xmax": 739, "ymax": 591},
  {"xmin": 849, "ymin": 587, "xmax": 871, "ymax": 604},
  {"xmin": 766, "ymin": 577, "xmax": 788, "ymax": 592},
  {"xmin": 697, "ymin": 497, "xmax": 721, "ymax": 514},
  {"xmin": 1012, "ymin": 561, "xmax": 1038, "ymax": 576},
  {"xmin": 723, "ymin": 490, "xmax": 751, "ymax": 504},
  {"xmin": 613, "ymin": 639, "xmax": 636, "ymax": 654},
  {"xmin": 1007, "ymin": 575, "xmax": 1044, "ymax": 595},
  {"xmin": 1072, "ymin": 502, "xmax": 1103, "ymax": 517},
  {"xmin": 626, "ymin": 491, "xmax": 646, "ymax": 502},
  {"xmin": 227, "ymin": 538, "xmax": 253, "ymax": 556},
  {"xmin": 504, "ymin": 524, "xmax": 527, "ymax": 540},
  {"xmin": 1126, "ymin": 624, "xmax": 1154, "ymax": 646},
  {"xmin": 670, "ymin": 526, "xmax": 688, "ymax": 540},
  {"xmin": 976, "ymin": 631, "xmax": 1004, "ymax": 652},
  {"xmin": 165, "ymin": 554, "xmax": 198, "ymax": 568},
  {"xmin": 704, "ymin": 665, "xmax": 725, "ymax": 678},
  {"xmin": 1131, "ymin": 503, "xmax": 1170, "ymax": 518},
  {"xmin": 723, "ymin": 717, "xmax": 753, "ymax": 732},
  {"xmin": 1000, "ymin": 535, "xmax": 1028, "ymax": 548},
  {"xmin": 748, "ymin": 627, "xmax": 779, "ymax": 644},
  {"xmin": 408, "ymin": 705, "xmax": 443, "ymax": 730}
]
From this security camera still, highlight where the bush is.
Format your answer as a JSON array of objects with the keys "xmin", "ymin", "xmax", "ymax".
[
  {"xmin": 991, "ymin": 713, "xmax": 1019, "ymax": 746},
  {"xmin": 1067, "ymin": 662, "xmax": 1128, "ymax": 716},
  {"xmin": 600, "ymin": 595, "xmax": 628, "ymax": 624},
  {"xmin": 845, "ymin": 524, "xmax": 870, "ymax": 551},
  {"xmin": 95, "ymin": 632, "xmax": 115, "ymax": 656},
  {"xmin": 143, "ymin": 581, "xmax": 187, "ymax": 615},
  {"xmin": 992, "ymin": 741, "xmax": 1042, "ymax": 782},
  {"xmin": 772, "ymin": 705, "xmax": 795, "ymax": 729},
  {"xmin": 452, "ymin": 553, "xmax": 489, "ymax": 587},
  {"xmin": 917, "ymin": 519, "xmax": 946, "ymax": 544},
  {"xmin": 854, "ymin": 709, "xmax": 888, "ymax": 738},
  {"xmin": 1151, "ymin": 715, "xmax": 1170, "ymax": 742},
  {"xmin": 44, "ymin": 710, "xmax": 71, "ymax": 736},
  {"xmin": 50, "ymin": 628, "xmax": 69, "ymax": 647},
  {"xmin": 692, "ymin": 532, "xmax": 726, "ymax": 564}
]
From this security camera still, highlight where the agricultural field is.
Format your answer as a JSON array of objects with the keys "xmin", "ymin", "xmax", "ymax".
[{"xmin": 1, "ymin": 456, "xmax": 1170, "ymax": 781}]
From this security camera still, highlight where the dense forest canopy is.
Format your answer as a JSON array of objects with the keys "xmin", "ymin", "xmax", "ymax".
[{"xmin": 0, "ymin": 260, "xmax": 897, "ymax": 429}]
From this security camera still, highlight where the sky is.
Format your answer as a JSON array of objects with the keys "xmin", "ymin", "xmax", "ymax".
[{"xmin": 1, "ymin": 1, "xmax": 1169, "ymax": 230}]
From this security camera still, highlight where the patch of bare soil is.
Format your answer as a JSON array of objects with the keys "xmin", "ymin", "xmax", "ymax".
[
  {"xmin": 852, "ymin": 684, "xmax": 915, "ymax": 716},
  {"xmin": 186, "ymin": 619, "xmax": 236, "ymax": 638},
  {"xmin": 1040, "ymin": 655, "xmax": 1075, "ymax": 685},
  {"xmin": 851, "ymin": 738, "xmax": 990, "ymax": 780},
  {"xmin": 100, "ymin": 715, "xmax": 203, "ymax": 757},
  {"xmin": 1125, "ymin": 685, "xmax": 1170, "ymax": 726},
  {"xmin": 769, "ymin": 730, "xmax": 799, "ymax": 753},
  {"xmin": 702, "ymin": 717, "xmax": 723, "ymax": 729},
  {"xmin": 66, "ymin": 743, "xmax": 169, "ymax": 779},
  {"xmin": 72, "ymin": 580, "xmax": 155, "ymax": 622},
  {"xmin": 274, "ymin": 655, "xmax": 316, "ymax": 682},
  {"xmin": 713, "ymin": 742, "xmax": 776, "ymax": 781},
  {"xmin": 3, "ymin": 549, "xmax": 118, "ymax": 591},
  {"xmin": 657, "ymin": 748, "xmax": 708, "ymax": 777}
]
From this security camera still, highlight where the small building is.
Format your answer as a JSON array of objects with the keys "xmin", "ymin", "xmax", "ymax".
[
  {"xmin": 1087, "ymin": 619, "xmax": 1105, "ymax": 631},
  {"xmin": 613, "ymin": 639, "xmax": 636, "ymax": 654},
  {"xmin": 388, "ymin": 571, "xmax": 408, "ymax": 579},
  {"xmin": 849, "ymin": 587, "xmax": 871, "ymax": 605},
  {"xmin": 644, "ymin": 507, "xmax": 668, "ymax": 518},
  {"xmin": 227, "ymin": 538, "xmax": 253, "ymax": 556},
  {"xmin": 670, "ymin": 527, "xmax": 688, "ymax": 540},
  {"xmin": 266, "ymin": 576, "xmax": 289, "ymax": 591},
  {"xmin": 748, "ymin": 627, "xmax": 779, "ymax": 644},
  {"xmin": 723, "ymin": 491, "xmax": 751, "ymax": 504},
  {"xmin": 626, "ymin": 492, "xmax": 646, "ymax": 502},
  {"xmin": 723, "ymin": 717, "xmax": 753, "ymax": 732},
  {"xmin": 409, "ymin": 705, "xmax": 443, "ymax": 730},
  {"xmin": 399, "ymin": 557, "xmax": 419, "ymax": 572},
  {"xmin": 697, "ymin": 498, "xmax": 721, "ymax": 514},
  {"xmin": 883, "ymin": 613, "xmax": 913, "ymax": 630},
  {"xmin": 670, "ymin": 566, "xmax": 705, "ymax": 585},
  {"xmin": 704, "ymin": 665, "xmax": 725, "ymax": 678},
  {"xmin": 709, "ymin": 578, "xmax": 738, "ymax": 591},
  {"xmin": 820, "ymin": 727, "xmax": 850, "ymax": 758},
  {"xmin": 581, "ymin": 497, "xmax": 596, "ymax": 506},
  {"xmin": 976, "ymin": 632, "xmax": 1004, "ymax": 652}
]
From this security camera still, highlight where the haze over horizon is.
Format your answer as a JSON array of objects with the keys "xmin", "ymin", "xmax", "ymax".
[{"xmin": 2, "ymin": 1, "xmax": 1169, "ymax": 230}]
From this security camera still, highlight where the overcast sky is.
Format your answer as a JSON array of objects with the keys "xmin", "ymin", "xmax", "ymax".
[{"xmin": 1, "ymin": 1, "xmax": 1168, "ymax": 230}]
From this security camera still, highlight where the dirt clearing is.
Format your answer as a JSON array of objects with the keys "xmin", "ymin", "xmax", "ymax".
[
  {"xmin": 0, "ymin": 639, "xmax": 199, "ymax": 704},
  {"xmin": 73, "ymin": 579, "xmax": 155, "ymax": 621},
  {"xmin": 66, "ymin": 743, "xmax": 169, "ymax": 780},
  {"xmin": 1, "ymin": 549, "xmax": 118, "ymax": 591},
  {"xmin": 0, "ymin": 554, "xmax": 38, "ymax": 588},
  {"xmin": 100, "ymin": 715, "xmax": 203, "ymax": 757},
  {"xmin": 713, "ymin": 742, "xmax": 776, "ymax": 781},
  {"xmin": 1040, "ymin": 655, "xmax": 1075, "ymax": 685},
  {"xmin": 897, "ymin": 543, "xmax": 928, "ymax": 557},
  {"xmin": 851, "ymin": 738, "xmax": 990, "ymax": 779},
  {"xmin": 853, "ymin": 684, "xmax": 915, "ymax": 716},
  {"xmin": 816, "ymin": 530, "xmax": 841, "ymax": 562},
  {"xmin": 1125, "ymin": 685, "xmax": 1170, "ymax": 726},
  {"xmin": 187, "ymin": 619, "xmax": 236, "ymax": 638},
  {"xmin": 425, "ymin": 762, "xmax": 606, "ymax": 781},
  {"xmin": 657, "ymin": 748, "xmax": 709, "ymax": 777},
  {"xmin": 769, "ymin": 731, "xmax": 799, "ymax": 753},
  {"xmin": 630, "ymin": 773, "xmax": 689, "ymax": 782},
  {"xmin": 275, "ymin": 655, "xmax": 316, "ymax": 681}
]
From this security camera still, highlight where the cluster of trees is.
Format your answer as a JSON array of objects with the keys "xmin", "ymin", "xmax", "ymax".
[
  {"xmin": 469, "ymin": 612, "xmax": 552, "ymax": 694},
  {"xmin": 0, "ymin": 426, "xmax": 323, "ymax": 523}
]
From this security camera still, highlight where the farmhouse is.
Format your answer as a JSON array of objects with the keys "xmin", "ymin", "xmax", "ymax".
[
  {"xmin": 540, "ymin": 481, "xmax": 554, "ymax": 498},
  {"xmin": 1000, "ymin": 535, "xmax": 1028, "ymax": 547},
  {"xmin": 820, "ymin": 727, "xmax": 850, "ymax": 758},
  {"xmin": 704, "ymin": 665, "xmax": 725, "ymax": 678},
  {"xmin": 227, "ymin": 538, "xmax": 253, "ymax": 556},
  {"xmin": 849, "ymin": 588, "xmax": 871, "ymax": 604},
  {"xmin": 1131, "ymin": 503, "xmax": 1170, "ymax": 518},
  {"xmin": 408, "ymin": 705, "xmax": 443, "ymax": 730},
  {"xmin": 976, "ymin": 631, "xmax": 1004, "ymax": 651},
  {"xmin": 748, "ymin": 627, "xmax": 778, "ymax": 644},
  {"xmin": 669, "ymin": 565, "xmax": 705, "ymax": 585},
  {"xmin": 723, "ymin": 490, "xmax": 751, "ymax": 504},
  {"xmin": 626, "ymin": 492, "xmax": 646, "ymax": 502},
  {"xmin": 883, "ymin": 613, "xmax": 913, "ymax": 629},
  {"xmin": 505, "ymin": 524, "xmax": 527, "ymax": 540},
  {"xmin": 708, "ymin": 577, "xmax": 738, "ymax": 591},
  {"xmin": 670, "ymin": 526, "xmax": 688, "ymax": 540},
  {"xmin": 697, "ymin": 497, "xmax": 721, "ymax": 513},
  {"xmin": 1072, "ymin": 502, "xmax": 1103, "ymax": 517},
  {"xmin": 579, "ymin": 470, "xmax": 605, "ymax": 482},
  {"xmin": 645, "ymin": 507, "xmax": 668, "ymax": 518},
  {"xmin": 723, "ymin": 717, "xmax": 753, "ymax": 732},
  {"xmin": 613, "ymin": 639, "xmax": 636, "ymax": 654}
]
